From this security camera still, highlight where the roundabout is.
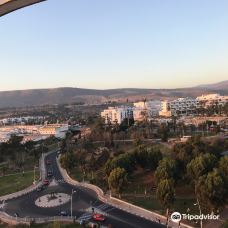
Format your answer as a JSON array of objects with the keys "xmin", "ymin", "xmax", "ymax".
[{"xmin": 35, "ymin": 192, "xmax": 70, "ymax": 208}]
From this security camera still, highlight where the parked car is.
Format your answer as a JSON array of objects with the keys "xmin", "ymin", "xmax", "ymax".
[
  {"xmin": 36, "ymin": 185, "xmax": 44, "ymax": 192},
  {"xmin": 60, "ymin": 211, "xmax": 68, "ymax": 216},
  {"xmin": 93, "ymin": 213, "xmax": 105, "ymax": 222},
  {"xmin": 47, "ymin": 171, "xmax": 53, "ymax": 177},
  {"xmin": 43, "ymin": 179, "xmax": 49, "ymax": 186}
]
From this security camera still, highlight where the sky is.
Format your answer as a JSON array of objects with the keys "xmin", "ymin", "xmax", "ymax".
[{"xmin": 0, "ymin": 0, "xmax": 228, "ymax": 91}]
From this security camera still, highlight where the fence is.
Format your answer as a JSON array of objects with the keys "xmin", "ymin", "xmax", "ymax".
[{"xmin": 0, "ymin": 211, "xmax": 77, "ymax": 225}]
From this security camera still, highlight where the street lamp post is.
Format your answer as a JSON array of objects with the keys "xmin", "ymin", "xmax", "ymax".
[
  {"xmin": 194, "ymin": 198, "xmax": 203, "ymax": 228},
  {"xmin": 71, "ymin": 189, "xmax": 76, "ymax": 218},
  {"xmin": 33, "ymin": 165, "xmax": 38, "ymax": 184}
]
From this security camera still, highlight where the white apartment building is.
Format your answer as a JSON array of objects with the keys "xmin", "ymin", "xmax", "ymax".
[
  {"xmin": 159, "ymin": 98, "xmax": 200, "ymax": 117},
  {"xmin": 101, "ymin": 106, "xmax": 133, "ymax": 124},
  {"xmin": 133, "ymin": 100, "xmax": 161, "ymax": 121},
  {"xmin": 196, "ymin": 94, "xmax": 228, "ymax": 107}
]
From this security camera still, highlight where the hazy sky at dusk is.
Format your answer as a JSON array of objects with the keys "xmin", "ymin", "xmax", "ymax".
[{"xmin": 0, "ymin": 0, "xmax": 228, "ymax": 91}]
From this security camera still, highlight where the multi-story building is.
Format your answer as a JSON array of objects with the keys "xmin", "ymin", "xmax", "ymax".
[
  {"xmin": 133, "ymin": 100, "xmax": 162, "ymax": 121},
  {"xmin": 159, "ymin": 98, "xmax": 200, "ymax": 117},
  {"xmin": 101, "ymin": 106, "xmax": 133, "ymax": 124},
  {"xmin": 196, "ymin": 94, "xmax": 228, "ymax": 107},
  {"xmin": 38, "ymin": 124, "xmax": 69, "ymax": 139}
]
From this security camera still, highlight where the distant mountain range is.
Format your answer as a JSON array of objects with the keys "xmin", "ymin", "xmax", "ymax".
[
  {"xmin": 197, "ymin": 80, "xmax": 228, "ymax": 90},
  {"xmin": 0, "ymin": 80, "xmax": 227, "ymax": 108}
]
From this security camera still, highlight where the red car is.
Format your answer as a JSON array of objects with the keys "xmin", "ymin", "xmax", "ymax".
[
  {"xmin": 93, "ymin": 213, "xmax": 105, "ymax": 222},
  {"xmin": 43, "ymin": 179, "xmax": 49, "ymax": 186}
]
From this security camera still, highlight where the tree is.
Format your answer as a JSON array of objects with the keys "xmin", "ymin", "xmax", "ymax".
[
  {"xmin": 147, "ymin": 148, "xmax": 163, "ymax": 170},
  {"xmin": 108, "ymin": 167, "xmax": 127, "ymax": 196},
  {"xmin": 196, "ymin": 169, "xmax": 225, "ymax": 213},
  {"xmin": 60, "ymin": 151, "xmax": 76, "ymax": 171},
  {"xmin": 155, "ymin": 158, "xmax": 179, "ymax": 184},
  {"xmin": 187, "ymin": 153, "xmax": 217, "ymax": 181},
  {"xmin": 119, "ymin": 118, "xmax": 134, "ymax": 131},
  {"xmin": 157, "ymin": 124, "xmax": 169, "ymax": 142},
  {"xmin": 105, "ymin": 153, "xmax": 135, "ymax": 175},
  {"xmin": 134, "ymin": 146, "xmax": 163, "ymax": 170},
  {"xmin": 218, "ymin": 156, "xmax": 228, "ymax": 197},
  {"xmin": 156, "ymin": 178, "xmax": 175, "ymax": 224}
]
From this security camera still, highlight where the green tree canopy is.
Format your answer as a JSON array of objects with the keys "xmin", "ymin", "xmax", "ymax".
[
  {"xmin": 105, "ymin": 153, "xmax": 135, "ymax": 175},
  {"xmin": 187, "ymin": 153, "xmax": 217, "ymax": 181},
  {"xmin": 155, "ymin": 158, "xmax": 179, "ymax": 184},
  {"xmin": 108, "ymin": 167, "xmax": 127, "ymax": 194},
  {"xmin": 60, "ymin": 151, "xmax": 76, "ymax": 171},
  {"xmin": 156, "ymin": 178, "xmax": 175, "ymax": 210},
  {"xmin": 196, "ymin": 169, "xmax": 225, "ymax": 212}
]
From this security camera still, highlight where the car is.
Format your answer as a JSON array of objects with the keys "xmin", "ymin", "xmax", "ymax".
[
  {"xmin": 46, "ymin": 160, "xmax": 51, "ymax": 165},
  {"xmin": 47, "ymin": 171, "xmax": 53, "ymax": 177},
  {"xmin": 60, "ymin": 211, "xmax": 68, "ymax": 216},
  {"xmin": 36, "ymin": 185, "xmax": 44, "ymax": 192},
  {"xmin": 43, "ymin": 179, "xmax": 49, "ymax": 186},
  {"xmin": 92, "ymin": 213, "xmax": 105, "ymax": 222},
  {"xmin": 14, "ymin": 213, "xmax": 19, "ymax": 217}
]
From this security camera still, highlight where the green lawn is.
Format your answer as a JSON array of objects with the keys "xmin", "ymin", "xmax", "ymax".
[
  {"xmin": 122, "ymin": 195, "xmax": 197, "ymax": 215},
  {"xmin": 123, "ymin": 195, "xmax": 164, "ymax": 214},
  {"xmin": 47, "ymin": 143, "xmax": 59, "ymax": 151},
  {"xmin": 69, "ymin": 167, "xmax": 84, "ymax": 182},
  {"xmin": 0, "ymin": 171, "xmax": 39, "ymax": 197}
]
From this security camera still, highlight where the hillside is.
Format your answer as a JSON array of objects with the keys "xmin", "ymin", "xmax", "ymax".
[
  {"xmin": 0, "ymin": 81, "xmax": 227, "ymax": 108},
  {"xmin": 197, "ymin": 80, "xmax": 228, "ymax": 90}
]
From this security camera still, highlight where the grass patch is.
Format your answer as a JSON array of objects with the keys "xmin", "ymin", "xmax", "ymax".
[
  {"xmin": 123, "ymin": 195, "xmax": 197, "ymax": 216},
  {"xmin": 47, "ymin": 143, "xmax": 59, "ymax": 151},
  {"xmin": 69, "ymin": 167, "xmax": 84, "ymax": 182},
  {"xmin": 123, "ymin": 195, "xmax": 164, "ymax": 214},
  {"xmin": 0, "ymin": 171, "xmax": 39, "ymax": 197}
]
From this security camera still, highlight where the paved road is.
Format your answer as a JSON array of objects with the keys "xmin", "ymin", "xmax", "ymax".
[{"xmin": 1, "ymin": 151, "xmax": 164, "ymax": 228}]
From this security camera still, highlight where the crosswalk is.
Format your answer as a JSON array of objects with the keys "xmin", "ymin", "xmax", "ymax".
[
  {"xmin": 77, "ymin": 203, "xmax": 115, "ymax": 222},
  {"xmin": 77, "ymin": 211, "xmax": 93, "ymax": 221}
]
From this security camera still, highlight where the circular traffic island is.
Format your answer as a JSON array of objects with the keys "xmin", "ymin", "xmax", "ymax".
[{"xmin": 35, "ymin": 193, "xmax": 71, "ymax": 208}]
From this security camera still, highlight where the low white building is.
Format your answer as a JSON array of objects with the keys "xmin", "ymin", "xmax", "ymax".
[
  {"xmin": 0, "ymin": 116, "xmax": 44, "ymax": 125},
  {"xmin": 101, "ymin": 106, "xmax": 133, "ymax": 124},
  {"xmin": 159, "ymin": 98, "xmax": 200, "ymax": 117},
  {"xmin": 38, "ymin": 124, "xmax": 69, "ymax": 139},
  {"xmin": 196, "ymin": 94, "xmax": 228, "ymax": 107}
]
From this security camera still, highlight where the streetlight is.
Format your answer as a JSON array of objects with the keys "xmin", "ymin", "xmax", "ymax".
[
  {"xmin": 71, "ymin": 189, "xmax": 76, "ymax": 218},
  {"xmin": 33, "ymin": 165, "xmax": 38, "ymax": 184},
  {"xmin": 194, "ymin": 198, "xmax": 203, "ymax": 228}
]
